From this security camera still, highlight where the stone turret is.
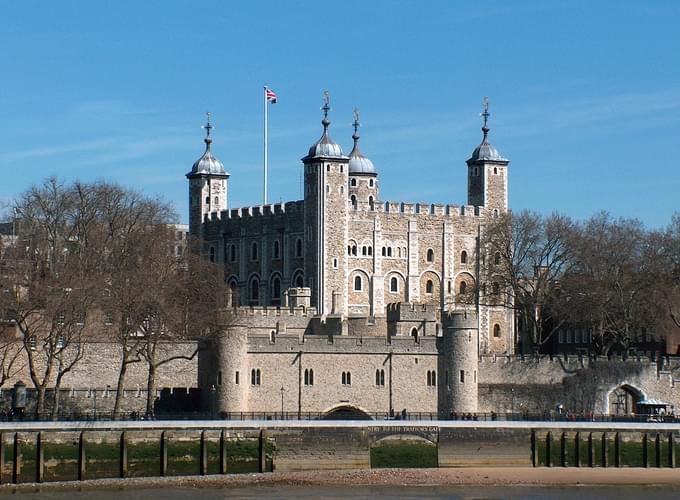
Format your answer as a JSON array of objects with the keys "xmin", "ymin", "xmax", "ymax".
[
  {"xmin": 210, "ymin": 327, "xmax": 249, "ymax": 415},
  {"xmin": 440, "ymin": 311, "xmax": 479, "ymax": 415}
]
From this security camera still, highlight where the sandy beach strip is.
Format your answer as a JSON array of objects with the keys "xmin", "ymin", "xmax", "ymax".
[{"xmin": 2, "ymin": 467, "xmax": 680, "ymax": 493}]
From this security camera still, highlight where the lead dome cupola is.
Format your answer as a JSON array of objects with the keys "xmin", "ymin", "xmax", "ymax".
[
  {"xmin": 348, "ymin": 109, "xmax": 376, "ymax": 175},
  {"xmin": 468, "ymin": 98, "xmax": 507, "ymax": 163},
  {"xmin": 187, "ymin": 113, "xmax": 229, "ymax": 177},
  {"xmin": 304, "ymin": 91, "xmax": 346, "ymax": 160}
]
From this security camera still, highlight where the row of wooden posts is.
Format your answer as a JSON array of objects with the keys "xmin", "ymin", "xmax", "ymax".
[
  {"xmin": 0, "ymin": 430, "xmax": 269, "ymax": 484},
  {"xmin": 531, "ymin": 430, "xmax": 677, "ymax": 468}
]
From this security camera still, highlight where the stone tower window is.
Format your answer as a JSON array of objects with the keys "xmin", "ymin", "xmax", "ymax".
[
  {"xmin": 410, "ymin": 327, "xmax": 418, "ymax": 340},
  {"xmin": 387, "ymin": 247, "xmax": 392, "ymax": 257},
  {"xmin": 473, "ymin": 167, "xmax": 479, "ymax": 176},
  {"xmin": 390, "ymin": 277, "xmax": 398, "ymax": 293},
  {"xmin": 341, "ymin": 372, "xmax": 352, "ymax": 385},
  {"xmin": 427, "ymin": 370, "xmax": 437, "ymax": 387},
  {"xmin": 250, "ymin": 278, "xmax": 259, "ymax": 304},
  {"xmin": 362, "ymin": 246, "xmax": 367, "ymax": 256},
  {"xmin": 368, "ymin": 246, "xmax": 373, "ymax": 256},
  {"xmin": 333, "ymin": 258, "xmax": 338, "ymax": 269},
  {"xmin": 382, "ymin": 247, "xmax": 386, "ymax": 257},
  {"xmin": 304, "ymin": 368, "xmax": 314, "ymax": 386},
  {"xmin": 351, "ymin": 178, "xmax": 357, "ymax": 187},
  {"xmin": 460, "ymin": 250, "xmax": 467, "ymax": 264},
  {"xmin": 273, "ymin": 240, "xmax": 280, "ymax": 259},
  {"xmin": 235, "ymin": 371, "xmax": 240, "ymax": 384},
  {"xmin": 351, "ymin": 195, "xmax": 357, "ymax": 209},
  {"xmin": 205, "ymin": 196, "xmax": 210, "ymax": 204},
  {"xmin": 272, "ymin": 277, "xmax": 281, "ymax": 303},
  {"xmin": 251, "ymin": 369, "xmax": 261, "ymax": 385},
  {"xmin": 251, "ymin": 242, "xmax": 258, "ymax": 261},
  {"xmin": 447, "ymin": 281, "xmax": 452, "ymax": 293},
  {"xmin": 493, "ymin": 324, "xmax": 501, "ymax": 338},
  {"xmin": 494, "ymin": 167, "xmax": 498, "ymax": 175},
  {"xmin": 295, "ymin": 274, "xmax": 304, "ymax": 288},
  {"xmin": 425, "ymin": 280, "xmax": 434, "ymax": 294},
  {"xmin": 368, "ymin": 196, "xmax": 374, "ymax": 210},
  {"xmin": 354, "ymin": 275, "xmax": 362, "ymax": 291},
  {"xmin": 214, "ymin": 196, "xmax": 219, "ymax": 204},
  {"xmin": 460, "ymin": 370, "xmax": 465, "ymax": 383},
  {"xmin": 426, "ymin": 249, "xmax": 434, "ymax": 262},
  {"xmin": 369, "ymin": 179, "xmax": 374, "ymax": 187},
  {"xmin": 376, "ymin": 369, "xmax": 385, "ymax": 386},
  {"xmin": 217, "ymin": 371, "xmax": 222, "ymax": 386},
  {"xmin": 459, "ymin": 281, "xmax": 467, "ymax": 295},
  {"xmin": 209, "ymin": 246, "xmax": 215, "ymax": 263},
  {"xmin": 296, "ymin": 238, "xmax": 303, "ymax": 257}
]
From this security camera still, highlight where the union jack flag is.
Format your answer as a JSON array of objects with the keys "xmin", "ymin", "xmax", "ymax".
[{"xmin": 265, "ymin": 87, "xmax": 277, "ymax": 104}]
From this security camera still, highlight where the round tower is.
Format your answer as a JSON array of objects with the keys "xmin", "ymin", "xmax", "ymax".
[
  {"xmin": 211, "ymin": 326, "xmax": 249, "ymax": 415},
  {"xmin": 441, "ymin": 311, "xmax": 479, "ymax": 415}
]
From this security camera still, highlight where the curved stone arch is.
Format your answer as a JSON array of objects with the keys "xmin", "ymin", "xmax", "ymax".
[
  {"xmin": 321, "ymin": 403, "xmax": 373, "ymax": 420},
  {"xmin": 246, "ymin": 272, "xmax": 261, "ymax": 305},
  {"xmin": 370, "ymin": 430, "xmax": 438, "ymax": 446},
  {"xmin": 454, "ymin": 271, "xmax": 476, "ymax": 304},
  {"xmin": 384, "ymin": 270, "xmax": 407, "ymax": 303},
  {"xmin": 603, "ymin": 382, "xmax": 646, "ymax": 415},
  {"xmin": 419, "ymin": 269, "xmax": 442, "ymax": 281},
  {"xmin": 268, "ymin": 271, "xmax": 283, "ymax": 304},
  {"xmin": 420, "ymin": 270, "xmax": 441, "ymax": 305},
  {"xmin": 291, "ymin": 268, "xmax": 305, "ymax": 288}
]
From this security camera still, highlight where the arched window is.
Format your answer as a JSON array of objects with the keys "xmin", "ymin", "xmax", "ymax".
[
  {"xmin": 352, "ymin": 245, "xmax": 357, "ymax": 256},
  {"xmin": 351, "ymin": 178, "xmax": 357, "ymax": 187},
  {"xmin": 304, "ymin": 369, "xmax": 314, "ymax": 386},
  {"xmin": 426, "ymin": 280, "xmax": 434, "ymax": 294},
  {"xmin": 493, "ymin": 324, "xmax": 501, "ymax": 338},
  {"xmin": 295, "ymin": 274, "xmax": 304, "ymax": 288},
  {"xmin": 494, "ymin": 167, "xmax": 498, "ymax": 175},
  {"xmin": 351, "ymin": 195, "xmax": 357, "ymax": 209},
  {"xmin": 368, "ymin": 196, "xmax": 374, "ymax": 210},
  {"xmin": 380, "ymin": 369, "xmax": 385, "ymax": 386},
  {"xmin": 369, "ymin": 179, "xmax": 374, "ymax": 187},
  {"xmin": 251, "ymin": 369, "xmax": 261, "ymax": 385},
  {"xmin": 387, "ymin": 247, "xmax": 392, "ymax": 257},
  {"xmin": 426, "ymin": 249, "xmax": 434, "ymax": 262},
  {"xmin": 411, "ymin": 327, "xmax": 418, "ymax": 340},
  {"xmin": 390, "ymin": 277, "xmax": 398, "ymax": 293},
  {"xmin": 459, "ymin": 281, "xmax": 467, "ymax": 295},
  {"xmin": 397, "ymin": 247, "xmax": 401, "ymax": 258},
  {"xmin": 250, "ymin": 279, "xmax": 260, "ymax": 303},
  {"xmin": 431, "ymin": 370, "xmax": 436, "ymax": 386},
  {"xmin": 214, "ymin": 196, "xmax": 219, "ymax": 205},
  {"xmin": 342, "ymin": 371, "xmax": 351, "ymax": 385},
  {"xmin": 347, "ymin": 372, "xmax": 351, "ymax": 385},
  {"xmin": 368, "ymin": 246, "xmax": 372, "ymax": 256},
  {"xmin": 447, "ymin": 281, "xmax": 452, "ymax": 293},
  {"xmin": 230, "ymin": 244, "xmax": 237, "ymax": 262},
  {"xmin": 461, "ymin": 251, "xmax": 468, "ymax": 264},
  {"xmin": 427, "ymin": 370, "xmax": 436, "ymax": 387},
  {"xmin": 427, "ymin": 371, "xmax": 431, "ymax": 386},
  {"xmin": 273, "ymin": 240, "xmax": 280, "ymax": 259},
  {"xmin": 251, "ymin": 242, "xmax": 258, "ymax": 261},
  {"xmin": 382, "ymin": 247, "xmax": 386, "ymax": 257},
  {"xmin": 494, "ymin": 252, "xmax": 501, "ymax": 266},
  {"xmin": 209, "ymin": 246, "xmax": 215, "ymax": 263},
  {"xmin": 376, "ymin": 369, "xmax": 381, "ymax": 386},
  {"xmin": 296, "ymin": 238, "xmax": 303, "ymax": 257},
  {"xmin": 272, "ymin": 277, "xmax": 281, "ymax": 303},
  {"xmin": 354, "ymin": 275, "xmax": 362, "ymax": 291}
]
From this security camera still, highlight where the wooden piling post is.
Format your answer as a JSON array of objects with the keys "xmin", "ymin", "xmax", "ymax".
[
  {"xmin": 219, "ymin": 430, "xmax": 227, "ymax": 474},
  {"xmin": 643, "ymin": 433, "xmax": 649, "ymax": 468},
  {"xmin": 77, "ymin": 432, "xmax": 86, "ymax": 481},
  {"xmin": 669, "ymin": 433, "xmax": 675, "ymax": 468},
  {"xmin": 601, "ymin": 433, "xmax": 608, "ymax": 468},
  {"xmin": 614, "ymin": 432, "xmax": 620, "ymax": 468},
  {"xmin": 119, "ymin": 431, "xmax": 128, "ymax": 478},
  {"xmin": 160, "ymin": 431, "xmax": 168, "ymax": 477},
  {"xmin": 655, "ymin": 433, "xmax": 661, "ymax": 468},
  {"xmin": 258, "ymin": 430, "xmax": 266, "ymax": 473},
  {"xmin": 12, "ymin": 433, "xmax": 20, "ymax": 484},
  {"xmin": 0, "ymin": 432, "xmax": 5, "ymax": 484},
  {"xmin": 530, "ymin": 430, "xmax": 536, "ymax": 467},
  {"xmin": 546, "ymin": 432, "xmax": 552, "ymax": 467},
  {"xmin": 35, "ymin": 432, "xmax": 44, "ymax": 483},
  {"xmin": 560, "ymin": 433, "xmax": 567, "ymax": 467},
  {"xmin": 588, "ymin": 432, "xmax": 594, "ymax": 467},
  {"xmin": 200, "ymin": 431, "xmax": 207, "ymax": 475},
  {"xmin": 574, "ymin": 432, "xmax": 581, "ymax": 468}
]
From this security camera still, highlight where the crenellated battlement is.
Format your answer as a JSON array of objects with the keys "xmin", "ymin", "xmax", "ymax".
[
  {"xmin": 228, "ymin": 303, "xmax": 318, "ymax": 319},
  {"xmin": 202, "ymin": 200, "xmax": 305, "ymax": 225},
  {"xmin": 380, "ymin": 201, "xmax": 483, "ymax": 218}
]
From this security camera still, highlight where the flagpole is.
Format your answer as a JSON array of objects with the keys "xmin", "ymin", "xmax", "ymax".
[{"xmin": 263, "ymin": 85, "xmax": 268, "ymax": 205}]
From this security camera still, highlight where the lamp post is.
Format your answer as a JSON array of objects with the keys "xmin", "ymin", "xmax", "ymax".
[
  {"xmin": 210, "ymin": 384, "xmax": 216, "ymax": 420},
  {"xmin": 280, "ymin": 386, "xmax": 285, "ymax": 418}
]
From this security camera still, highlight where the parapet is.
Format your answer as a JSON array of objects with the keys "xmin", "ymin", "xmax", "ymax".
[
  {"xmin": 442, "ymin": 310, "xmax": 478, "ymax": 330},
  {"xmin": 381, "ymin": 201, "xmax": 484, "ymax": 219},
  {"xmin": 386, "ymin": 302, "xmax": 437, "ymax": 322}
]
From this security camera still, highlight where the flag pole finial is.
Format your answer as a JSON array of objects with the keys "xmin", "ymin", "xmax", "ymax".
[{"xmin": 321, "ymin": 90, "xmax": 331, "ymax": 129}]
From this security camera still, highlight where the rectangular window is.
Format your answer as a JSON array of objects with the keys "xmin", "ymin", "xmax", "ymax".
[
  {"xmin": 217, "ymin": 371, "xmax": 222, "ymax": 386},
  {"xmin": 460, "ymin": 370, "xmax": 465, "ymax": 383},
  {"xmin": 235, "ymin": 371, "xmax": 240, "ymax": 385}
]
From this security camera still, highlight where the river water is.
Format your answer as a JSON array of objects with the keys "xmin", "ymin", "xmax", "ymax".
[{"xmin": 14, "ymin": 485, "xmax": 680, "ymax": 499}]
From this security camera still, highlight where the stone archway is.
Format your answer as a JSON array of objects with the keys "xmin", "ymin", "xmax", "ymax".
[
  {"xmin": 322, "ymin": 404, "xmax": 373, "ymax": 420},
  {"xmin": 607, "ymin": 384, "xmax": 644, "ymax": 415}
]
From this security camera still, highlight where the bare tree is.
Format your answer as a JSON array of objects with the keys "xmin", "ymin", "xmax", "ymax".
[{"xmin": 482, "ymin": 210, "xmax": 576, "ymax": 352}]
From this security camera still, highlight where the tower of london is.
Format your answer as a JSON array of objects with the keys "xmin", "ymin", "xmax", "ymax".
[{"xmin": 193, "ymin": 96, "xmax": 680, "ymax": 419}]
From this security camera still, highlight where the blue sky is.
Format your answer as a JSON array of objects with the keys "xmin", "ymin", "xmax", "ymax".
[{"xmin": 1, "ymin": 1, "xmax": 679, "ymax": 227}]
